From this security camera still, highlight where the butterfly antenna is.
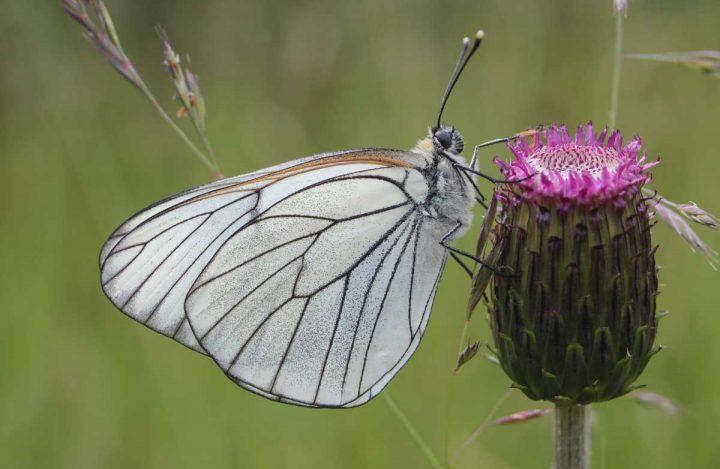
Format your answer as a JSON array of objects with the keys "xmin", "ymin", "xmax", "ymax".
[{"xmin": 436, "ymin": 30, "xmax": 484, "ymax": 128}]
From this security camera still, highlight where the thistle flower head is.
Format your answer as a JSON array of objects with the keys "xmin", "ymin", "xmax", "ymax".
[
  {"xmin": 496, "ymin": 123, "xmax": 655, "ymax": 206},
  {"xmin": 476, "ymin": 123, "xmax": 660, "ymax": 406}
]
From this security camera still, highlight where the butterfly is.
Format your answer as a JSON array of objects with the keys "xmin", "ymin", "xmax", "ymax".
[{"xmin": 100, "ymin": 30, "xmax": 509, "ymax": 408}]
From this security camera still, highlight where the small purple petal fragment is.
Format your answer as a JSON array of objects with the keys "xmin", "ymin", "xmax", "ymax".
[
  {"xmin": 455, "ymin": 342, "xmax": 481, "ymax": 373},
  {"xmin": 630, "ymin": 391, "xmax": 680, "ymax": 416},
  {"xmin": 60, "ymin": 0, "xmax": 143, "ymax": 90},
  {"xmin": 626, "ymin": 51, "xmax": 720, "ymax": 77},
  {"xmin": 493, "ymin": 408, "xmax": 552, "ymax": 426},
  {"xmin": 677, "ymin": 202, "xmax": 720, "ymax": 230},
  {"xmin": 653, "ymin": 200, "xmax": 719, "ymax": 269},
  {"xmin": 613, "ymin": 0, "xmax": 628, "ymax": 16}
]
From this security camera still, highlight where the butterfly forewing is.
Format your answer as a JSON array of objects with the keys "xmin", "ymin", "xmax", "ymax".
[{"xmin": 99, "ymin": 149, "xmax": 409, "ymax": 352}]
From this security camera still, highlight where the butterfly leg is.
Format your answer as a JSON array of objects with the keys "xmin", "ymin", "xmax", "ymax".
[
  {"xmin": 468, "ymin": 127, "xmax": 543, "ymax": 171},
  {"xmin": 454, "ymin": 164, "xmax": 536, "ymax": 185},
  {"xmin": 454, "ymin": 160, "xmax": 489, "ymax": 208},
  {"xmin": 440, "ymin": 222, "xmax": 501, "ymax": 275},
  {"xmin": 470, "ymin": 146, "xmax": 488, "ymax": 209},
  {"xmin": 473, "ymin": 136, "xmax": 514, "ymax": 151},
  {"xmin": 449, "ymin": 252, "xmax": 474, "ymax": 279},
  {"xmin": 473, "ymin": 127, "xmax": 544, "ymax": 153}
]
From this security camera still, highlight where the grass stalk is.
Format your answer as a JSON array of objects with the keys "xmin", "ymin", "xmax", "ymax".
[
  {"xmin": 382, "ymin": 392, "xmax": 444, "ymax": 469},
  {"xmin": 608, "ymin": 13, "xmax": 624, "ymax": 129}
]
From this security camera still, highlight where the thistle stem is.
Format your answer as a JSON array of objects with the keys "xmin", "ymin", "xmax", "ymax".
[
  {"xmin": 608, "ymin": 13, "xmax": 624, "ymax": 129},
  {"xmin": 553, "ymin": 404, "xmax": 590, "ymax": 469}
]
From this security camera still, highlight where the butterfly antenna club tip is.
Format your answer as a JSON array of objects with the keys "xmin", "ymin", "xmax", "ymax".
[{"xmin": 436, "ymin": 31, "xmax": 486, "ymax": 127}]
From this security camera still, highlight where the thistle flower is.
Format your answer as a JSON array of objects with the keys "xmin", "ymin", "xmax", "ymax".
[{"xmin": 475, "ymin": 123, "xmax": 661, "ymax": 406}]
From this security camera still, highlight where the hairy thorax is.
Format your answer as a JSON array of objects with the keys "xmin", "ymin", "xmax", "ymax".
[{"xmin": 419, "ymin": 155, "xmax": 475, "ymax": 240}]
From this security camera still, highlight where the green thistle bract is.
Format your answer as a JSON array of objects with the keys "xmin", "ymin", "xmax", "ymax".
[{"xmin": 477, "ymin": 123, "xmax": 660, "ymax": 405}]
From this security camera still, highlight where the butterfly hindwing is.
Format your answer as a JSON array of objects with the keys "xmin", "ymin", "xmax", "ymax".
[{"xmin": 184, "ymin": 167, "xmax": 448, "ymax": 407}]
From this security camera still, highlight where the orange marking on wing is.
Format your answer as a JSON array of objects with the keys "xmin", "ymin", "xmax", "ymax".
[{"xmin": 181, "ymin": 153, "xmax": 413, "ymax": 206}]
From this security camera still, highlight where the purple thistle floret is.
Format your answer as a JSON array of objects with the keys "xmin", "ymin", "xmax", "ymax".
[{"xmin": 496, "ymin": 123, "xmax": 657, "ymax": 206}]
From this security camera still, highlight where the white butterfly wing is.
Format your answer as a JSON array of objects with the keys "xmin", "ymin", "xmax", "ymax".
[
  {"xmin": 100, "ymin": 149, "xmax": 407, "ymax": 351},
  {"xmin": 101, "ymin": 149, "xmax": 450, "ymax": 407},
  {"xmin": 184, "ymin": 166, "xmax": 449, "ymax": 407}
]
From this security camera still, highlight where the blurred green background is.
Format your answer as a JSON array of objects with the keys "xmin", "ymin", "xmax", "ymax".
[{"xmin": 1, "ymin": 1, "xmax": 719, "ymax": 467}]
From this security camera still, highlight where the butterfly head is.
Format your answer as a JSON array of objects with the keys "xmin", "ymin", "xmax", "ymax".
[{"xmin": 431, "ymin": 125, "xmax": 464, "ymax": 155}]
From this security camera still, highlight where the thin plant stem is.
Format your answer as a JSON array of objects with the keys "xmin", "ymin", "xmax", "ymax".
[
  {"xmin": 382, "ymin": 392, "xmax": 444, "ymax": 469},
  {"xmin": 142, "ymin": 85, "xmax": 219, "ymax": 176},
  {"xmin": 448, "ymin": 388, "xmax": 512, "ymax": 464},
  {"xmin": 187, "ymin": 108, "xmax": 219, "ymax": 172},
  {"xmin": 61, "ymin": 0, "xmax": 222, "ymax": 178},
  {"xmin": 643, "ymin": 188, "xmax": 696, "ymax": 214},
  {"xmin": 111, "ymin": 21, "xmax": 220, "ymax": 177},
  {"xmin": 553, "ymin": 404, "xmax": 591, "ymax": 469},
  {"xmin": 98, "ymin": 9, "xmax": 220, "ymax": 177},
  {"xmin": 608, "ymin": 13, "xmax": 624, "ymax": 129}
]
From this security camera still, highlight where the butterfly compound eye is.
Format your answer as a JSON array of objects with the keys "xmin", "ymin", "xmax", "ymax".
[
  {"xmin": 433, "ymin": 126, "xmax": 464, "ymax": 154},
  {"xmin": 435, "ymin": 128, "xmax": 454, "ymax": 149}
]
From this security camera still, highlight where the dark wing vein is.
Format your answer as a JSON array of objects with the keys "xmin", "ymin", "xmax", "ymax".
[
  {"xmin": 299, "ymin": 205, "xmax": 414, "ymax": 298},
  {"xmin": 357, "ymin": 216, "xmax": 420, "ymax": 394},
  {"xmin": 313, "ymin": 277, "xmax": 349, "ymax": 404},
  {"xmin": 353, "ymin": 253, "xmax": 447, "ymax": 403},
  {"xmin": 198, "ymin": 253, "xmax": 307, "ymax": 343},
  {"xmin": 407, "ymin": 218, "xmax": 422, "ymax": 337},
  {"xmin": 126, "ymin": 195, "xmax": 260, "ymax": 328},
  {"xmin": 269, "ymin": 298, "xmax": 312, "ymax": 393},
  {"xmin": 190, "ymin": 230, "xmax": 320, "ymax": 301},
  {"xmin": 119, "ymin": 214, "xmax": 211, "ymax": 309},
  {"xmin": 339, "ymin": 214, "xmax": 416, "ymax": 397},
  {"xmin": 101, "ymin": 192, "xmax": 255, "ymax": 272}
]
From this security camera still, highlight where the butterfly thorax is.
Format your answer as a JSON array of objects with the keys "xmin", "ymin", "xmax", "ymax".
[{"xmin": 411, "ymin": 137, "xmax": 475, "ymax": 240}]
